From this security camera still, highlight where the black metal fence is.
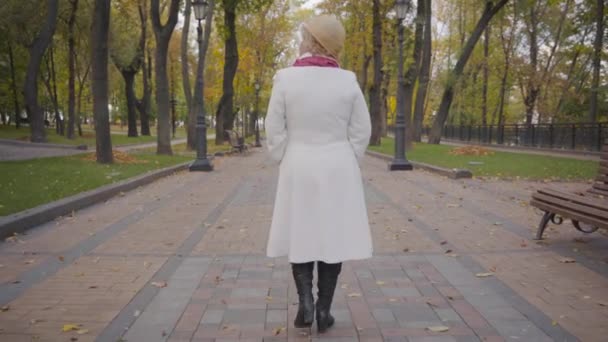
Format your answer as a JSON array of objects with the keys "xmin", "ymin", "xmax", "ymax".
[{"xmin": 420, "ymin": 123, "xmax": 606, "ymax": 152}]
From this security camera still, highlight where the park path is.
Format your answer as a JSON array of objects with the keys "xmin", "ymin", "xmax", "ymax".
[
  {"xmin": 0, "ymin": 138, "xmax": 187, "ymax": 161},
  {"xmin": 0, "ymin": 148, "xmax": 607, "ymax": 341}
]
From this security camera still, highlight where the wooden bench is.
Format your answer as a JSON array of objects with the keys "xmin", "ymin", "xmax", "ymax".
[
  {"xmin": 530, "ymin": 143, "xmax": 608, "ymax": 239},
  {"xmin": 226, "ymin": 130, "xmax": 248, "ymax": 154}
]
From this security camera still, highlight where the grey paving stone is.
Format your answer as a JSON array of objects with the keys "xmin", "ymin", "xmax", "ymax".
[
  {"xmin": 372, "ymin": 269, "xmax": 406, "ymax": 279},
  {"xmin": 382, "ymin": 337, "xmax": 407, "ymax": 342},
  {"xmin": 332, "ymin": 308, "xmax": 352, "ymax": 323},
  {"xmin": 434, "ymin": 308, "xmax": 462, "ymax": 322},
  {"xmin": 312, "ymin": 338, "xmax": 358, "ymax": 342},
  {"xmin": 425, "ymin": 256, "xmax": 482, "ymax": 286},
  {"xmin": 416, "ymin": 284, "xmax": 442, "ymax": 297},
  {"xmin": 372, "ymin": 308, "xmax": 396, "ymax": 322},
  {"xmin": 408, "ymin": 337, "xmax": 459, "ymax": 342},
  {"xmin": 464, "ymin": 293, "xmax": 512, "ymax": 310},
  {"xmin": 381, "ymin": 287, "xmax": 422, "ymax": 297},
  {"xmin": 356, "ymin": 270, "xmax": 373, "ymax": 279},
  {"xmin": 231, "ymin": 287, "xmax": 269, "ymax": 298},
  {"xmin": 222, "ymin": 270, "xmax": 239, "ymax": 279},
  {"xmin": 399, "ymin": 320, "xmax": 445, "ymax": 329},
  {"xmin": 453, "ymin": 337, "xmax": 482, "ymax": 342},
  {"xmin": 393, "ymin": 306, "xmax": 439, "ymax": 323},
  {"xmin": 266, "ymin": 309, "xmax": 287, "ymax": 323},
  {"xmin": 404, "ymin": 268, "xmax": 426, "ymax": 280},
  {"xmin": 222, "ymin": 309, "xmax": 267, "ymax": 324},
  {"xmin": 239, "ymin": 270, "xmax": 273, "ymax": 280},
  {"xmin": 200, "ymin": 309, "xmax": 225, "ymax": 324},
  {"xmin": 490, "ymin": 319, "xmax": 553, "ymax": 341},
  {"xmin": 269, "ymin": 287, "xmax": 288, "ymax": 298},
  {"xmin": 481, "ymin": 306, "xmax": 527, "ymax": 321}
]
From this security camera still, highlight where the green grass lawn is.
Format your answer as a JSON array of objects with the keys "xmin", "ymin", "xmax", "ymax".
[
  {"xmin": 0, "ymin": 125, "xmax": 158, "ymax": 147},
  {"xmin": 369, "ymin": 137, "xmax": 599, "ymax": 181},
  {"xmin": 0, "ymin": 152, "xmax": 191, "ymax": 216}
]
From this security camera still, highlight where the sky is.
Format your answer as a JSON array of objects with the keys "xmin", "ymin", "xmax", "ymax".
[{"xmin": 302, "ymin": 0, "xmax": 323, "ymax": 9}]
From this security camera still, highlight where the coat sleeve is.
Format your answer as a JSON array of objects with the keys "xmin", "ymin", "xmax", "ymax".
[
  {"xmin": 265, "ymin": 72, "xmax": 288, "ymax": 162},
  {"xmin": 348, "ymin": 83, "xmax": 372, "ymax": 162}
]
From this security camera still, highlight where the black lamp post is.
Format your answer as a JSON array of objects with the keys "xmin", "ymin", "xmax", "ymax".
[
  {"xmin": 254, "ymin": 81, "xmax": 262, "ymax": 147},
  {"xmin": 190, "ymin": 0, "xmax": 213, "ymax": 172},
  {"xmin": 389, "ymin": 0, "xmax": 413, "ymax": 171}
]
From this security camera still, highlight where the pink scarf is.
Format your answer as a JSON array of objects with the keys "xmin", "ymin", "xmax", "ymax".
[{"xmin": 293, "ymin": 55, "xmax": 340, "ymax": 68}]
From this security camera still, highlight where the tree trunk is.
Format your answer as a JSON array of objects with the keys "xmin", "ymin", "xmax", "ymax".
[
  {"xmin": 52, "ymin": 45, "xmax": 63, "ymax": 135},
  {"xmin": 482, "ymin": 24, "xmax": 489, "ymax": 126},
  {"xmin": 137, "ymin": 2, "xmax": 151, "ymax": 136},
  {"xmin": 91, "ymin": 0, "xmax": 113, "ymax": 163},
  {"xmin": 216, "ymin": 2, "xmax": 239, "ymax": 145},
  {"xmin": 182, "ymin": 0, "xmax": 195, "ymax": 149},
  {"xmin": 524, "ymin": 3, "xmax": 539, "ymax": 125},
  {"xmin": 75, "ymin": 59, "xmax": 90, "ymax": 137},
  {"xmin": 67, "ymin": 0, "xmax": 79, "ymax": 139},
  {"xmin": 403, "ymin": 0, "xmax": 425, "ymax": 149},
  {"xmin": 140, "ymin": 51, "xmax": 152, "ymax": 136},
  {"xmin": 369, "ymin": 0, "xmax": 383, "ymax": 146},
  {"xmin": 8, "ymin": 41, "xmax": 21, "ymax": 128},
  {"xmin": 381, "ymin": 69, "xmax": 390, "ymax": 136},
  {"xmin": 428, "ymin": 0, "xmax": 509, "ymax": 144},
  {"xmin": 151, "ymin": 0, "xmax": 180, "ymax": 155},
  {"xmin": 555, "ymin": 46, "xmax": 583, "ymax": 115},
  {"xmin": 413, "ymin": 0, "xmax": 432, "ymax": 142},
  {"xmin": 121, "ymin": 70, "xmax": 139, "ymax": 137},
  {"xmin": 24, "ymin": 0, "xmax": 59, "ymax": 142},
  {"xmin": 588, "ymin": 0, "xmax": 604, "ymax": 122},
  {"xmin": 44, "ymin": 46, "xmax": 63, "ymax": 136}
]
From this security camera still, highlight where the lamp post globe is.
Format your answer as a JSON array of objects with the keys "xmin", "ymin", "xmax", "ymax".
[
  {"xmin": 189, "ymin": 0, "xmax": 213, "ymax": 172},
  {"xmin": 395, "ymin": 0, "xmax": 408, "ymax": 20},
  {"xmin": 389, "ymin": 0, "xmax": 413, "ymax": 171},
  {"xmin": 192, "ymin": 0, "xmax": 208, "ymax": 21}
]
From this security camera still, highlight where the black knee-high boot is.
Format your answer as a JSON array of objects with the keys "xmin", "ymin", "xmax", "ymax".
[
  {"xmin": 291, "ymin": 262, "xmax": 315, "ymax": 327},
  {"xmin": 316, "ymin": 261, "xmax": 342, "ymax": 333}
]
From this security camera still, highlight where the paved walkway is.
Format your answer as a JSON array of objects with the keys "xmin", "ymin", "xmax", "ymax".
[
  {"xmin": 0, "ymin": 138, "xmax": 188, "ymax": 161},
  {"xmin": 0, "ymin": 140, "xmax": 87, "ymax": 161},
  {"xmin": 0, "ymin": 149, "xmax": 606, "ymax": 342}
]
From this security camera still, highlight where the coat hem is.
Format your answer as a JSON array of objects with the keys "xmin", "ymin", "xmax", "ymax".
[{"xmin": 266, "ymin": 252, "xmax": 373, "ymax": 264}]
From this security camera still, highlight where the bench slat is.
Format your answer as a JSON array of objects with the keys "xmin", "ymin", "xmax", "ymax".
[
  {"xmin": 532, "ymin": 193, "xmax": 608, "ymax": 220},
  {"xmin": 601, "ymin": 160, "xmax": 608, "ymax": 168},
  {"xmin": 588, "ymin": 188, "xmax": 608, "ymax": 197},
  {"xmin": 593, "ymin": 183, "xmax": 608, "ymax": 191},
  {"xmin": 537, "ymin": 188, "xmax": 608, "ymax": 210},
  {"xmin": 596, "ymin": 175, "xmax": 608, "ymax": 183},
  {"xmin": 530, "ymin": 199, "xmax": 608, "ymax": 230}
]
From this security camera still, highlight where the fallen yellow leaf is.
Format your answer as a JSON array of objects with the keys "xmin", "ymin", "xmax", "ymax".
[
  {"xmin": 475, "ymin": 272, "xmax": 494, "ymax": 278},
  {"xmin": 347, "ymin": 293, "xmax": 362, "ymax": 298},
  {"xmin": 151, "ymin": 281, "xmax": 167, "ymax": 288},
  {"xmin": 427, "ymin": 325, "xmax": 450, "ymax": 333},
  {"xmin": 62, "ymin": 324, "xmax": 81, "ymax": 332},
  {"xmin": 76, "ymin": 329, "xmax": 89, "ymax": 335}
]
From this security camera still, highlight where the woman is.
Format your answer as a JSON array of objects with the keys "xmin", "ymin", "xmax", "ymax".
[{"xmin": 265, "ymin": 15, "xmax": 373, "ymax": 333}]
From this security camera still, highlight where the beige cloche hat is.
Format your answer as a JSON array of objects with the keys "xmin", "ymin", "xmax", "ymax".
[{"xmin": 302, "ymin": 15, "xmax": 346, "ymax": 58}]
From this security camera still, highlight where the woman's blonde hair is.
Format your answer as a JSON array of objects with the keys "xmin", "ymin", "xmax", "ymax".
[{"xmin": 299, "ymin": 26, "xmax": 333, "ymax": 58}]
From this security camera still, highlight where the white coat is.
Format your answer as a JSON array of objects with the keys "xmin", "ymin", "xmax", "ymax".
[{"xmin": 265, "ymin": 66, "xmax": 373, "ymax": 263}]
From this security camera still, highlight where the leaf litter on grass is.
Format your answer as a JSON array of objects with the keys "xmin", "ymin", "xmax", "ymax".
[
  {"xmin": 81, "ymin": 150, "xmax": 149, "ymax": 164},
  {"xmin": 449, "ymin": 146, "xmax": 494, "ymax": 156}
]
